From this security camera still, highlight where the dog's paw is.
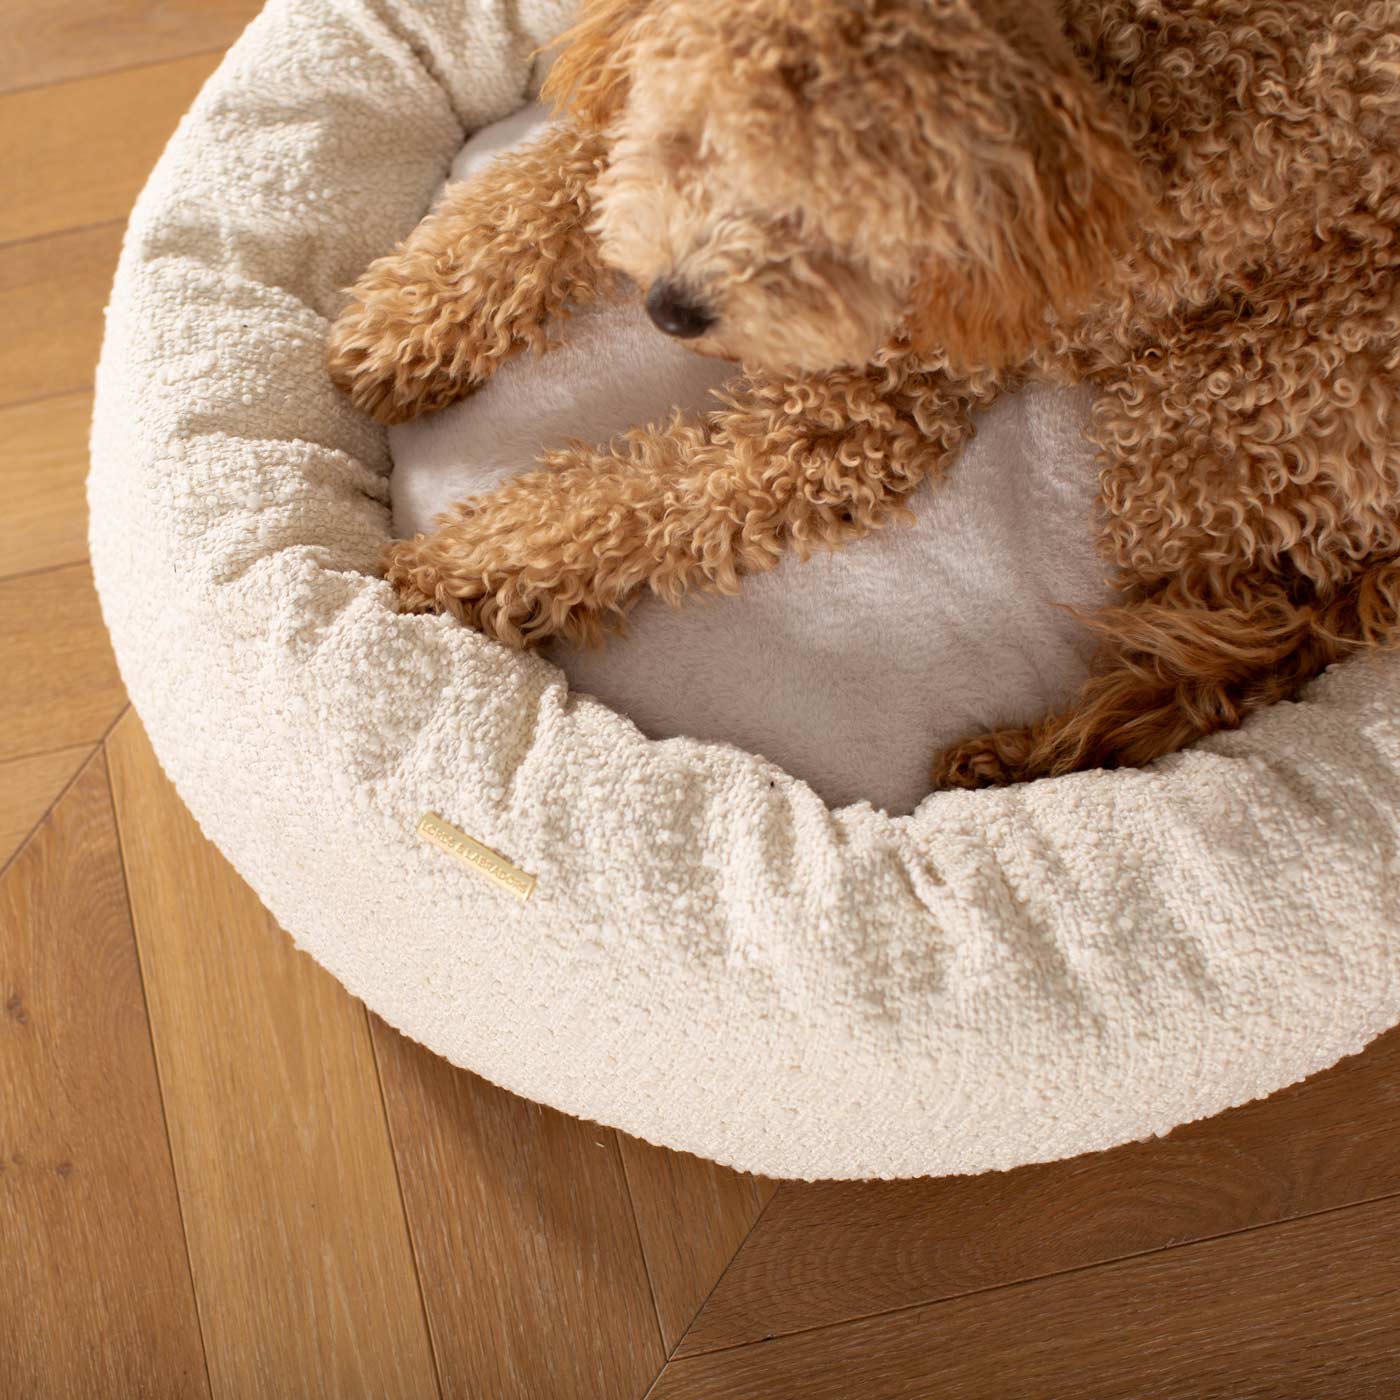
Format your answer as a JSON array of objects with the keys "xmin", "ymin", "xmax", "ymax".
[
  {"xmin": 327, "ymin": 298, "xmax": 474, "ymax": 426},
  {"xmin": 326, "ymin": 318, "xmax": 413, "ymax": 425},
  {"xmin": 382, "ymin": 537, "xmax": 443, "ymax": 614},
  {"xmin": 931, "ymin": 728, "xmax": 1037, "ymax": 790},
  {"xmin": 382, "ymin": 531, "xmax": 609, "ymax": 649}
]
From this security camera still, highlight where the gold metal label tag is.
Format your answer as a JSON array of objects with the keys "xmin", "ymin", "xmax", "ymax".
[{"xmin": 417, "ymin": 812, "xmax": 536, "ymax": 902}]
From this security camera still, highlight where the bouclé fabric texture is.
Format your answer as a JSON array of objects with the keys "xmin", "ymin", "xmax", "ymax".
[{"xmin": 90, "ymin": 0, "xmax": 1400, "ymax": 1179}]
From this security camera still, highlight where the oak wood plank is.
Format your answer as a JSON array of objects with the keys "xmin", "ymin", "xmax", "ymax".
[
  {"xmin": 106, "ymin": 712, "xmax": 440, "ymax": 1400},
  {"xmin": 617, "ymin": 1134, "xmax": 774, "ymax": 1353},
  {"xmin": 681, "ymin": 1025, "xmax": 1400, "ymax": 1356},
  {"xmin": 654, "ymin": 1193, "xmax": 1400, "ymax": 1400},
  {"xmin": 0, "ymin": 743, "xmax": 90, "ymax": 869},
  {"xmin": 0, "ymin": 222, "xmax": 123, "ymax": 409},
  {"xmin": 370, "ymin": 1018, "xmax": 665, "ymax": 1400},
  {"xmin": 0, "ymin": 0, "xmax": 258, "ymax": 94},
  {"xmin": 0, "ymin": 750, "xmax": 210, "ymax": 1397},
  {"xmin": 1, "ymin": 53, "xmax": 221, "ymax": 245},
  {"xmin": 0, "ymin": 563, "xmax": 126, "ymax": 766},
  {"xmin": 0, "ymin": 391, "xmax": 92, "ymax": 578}
]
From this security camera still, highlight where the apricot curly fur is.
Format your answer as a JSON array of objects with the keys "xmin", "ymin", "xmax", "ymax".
[
  {"xmin": 332, "ymin": 0, "xmax": 1400, "ymax": 791},
  {"xmin": 328, "ymin": 122, "xmax": 610, "ymax": 423},
  {"xmin": 383, "ymin": 353, "xmax": 995, "ymax": 646}
]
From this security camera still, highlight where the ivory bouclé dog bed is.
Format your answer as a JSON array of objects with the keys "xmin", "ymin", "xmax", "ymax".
[{"xmin": 90, "ymin": 0, "xmax": 1400, "ymax": 1180}]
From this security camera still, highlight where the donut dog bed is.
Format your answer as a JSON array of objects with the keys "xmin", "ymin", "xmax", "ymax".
[{"xmin": 90, "ymin": 0, "xmax": 1400, "ymax": 1180}]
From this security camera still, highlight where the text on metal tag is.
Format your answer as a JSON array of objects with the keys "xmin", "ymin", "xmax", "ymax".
[{"xmin": 417, "ymin": 812, "xmax": 536, "ymax": 902}]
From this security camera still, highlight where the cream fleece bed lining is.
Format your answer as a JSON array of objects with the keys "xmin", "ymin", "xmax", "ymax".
[{"xmin": 90, "ymin": 0, "xmax": 1400, "ymax": 1180}]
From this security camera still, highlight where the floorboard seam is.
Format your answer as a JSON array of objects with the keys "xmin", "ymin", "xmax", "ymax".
[
  {"xmin": 0, "ymin": 383, "xmax": 95, "ymax": 414},
  {"xmin": 667, "ymin": 1182, "xmax": 781, "ymax": 1359},
  {"xmin": 0, "ymin": 43, "xmax": 231, "ymax": 102},
  {"xmin": 0, "ymin": 214, "xmax": 126, "ymax": 256},
  {"xmin": 363, "ymin": 1013, "xmax": 448, "ymax": 1400},
  {"xmin": 100, "ymin": 716, "xmax": 217, "ymax": 1398},
  {"xmin": 0, "ymin": 739, "xmax": 104, "ymax": 885},
  {"xmin": 0, "ymin": 557, "xmax": 92, "ymax": 590},
  {"xmin": 613, "ymin": 1137, "xmax": 669, "ymax": 1370},
  {"xmin": 674, "ymin": 1182, "xmax": 1400, "ymax": 1363}
]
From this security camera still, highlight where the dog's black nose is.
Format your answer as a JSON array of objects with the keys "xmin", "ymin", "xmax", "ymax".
[{"xmin": 645, "ymin": 280, "xmax": 714, "ymax": 338}]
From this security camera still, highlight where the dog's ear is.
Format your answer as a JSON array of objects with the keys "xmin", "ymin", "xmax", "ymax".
[
  {"xmin": 903, "ymin": 6, "xmax": 1148, "ymax": 369},
  {"xmin": 540, "ymin": 0, "xmax": 653, "ymax": 129}
]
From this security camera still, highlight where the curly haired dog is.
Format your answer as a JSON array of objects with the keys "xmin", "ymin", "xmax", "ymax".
[{"xmin": 329, "ymin": 0, "xmax": 1400, "ymax": 789}]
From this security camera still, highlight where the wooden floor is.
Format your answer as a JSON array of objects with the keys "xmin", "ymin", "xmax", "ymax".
[{"xmin": 4, "ymin": 7, "xmax": 1400, "ymax": 1397}]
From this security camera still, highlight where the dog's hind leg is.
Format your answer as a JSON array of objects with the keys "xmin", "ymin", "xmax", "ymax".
[
  {"xmin": 932, "ymin": 560, "xmax": 1400, "ymax": 788},
  {"xmin": 328, "ymin": 120, "xmax": 609, "ymax": 424},
  {"xmin": 938, "ymin": 299, "xmax": 1400, "ymax": 790}
]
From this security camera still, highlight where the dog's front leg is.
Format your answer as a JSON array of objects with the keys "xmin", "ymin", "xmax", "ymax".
[
  {"xmin": 328, "ymin": 120, "xmax": 609, "ymax": 424},
  {"xmin": 384, "ymin": 361, "xmax": 992, "ymax": 646}
]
